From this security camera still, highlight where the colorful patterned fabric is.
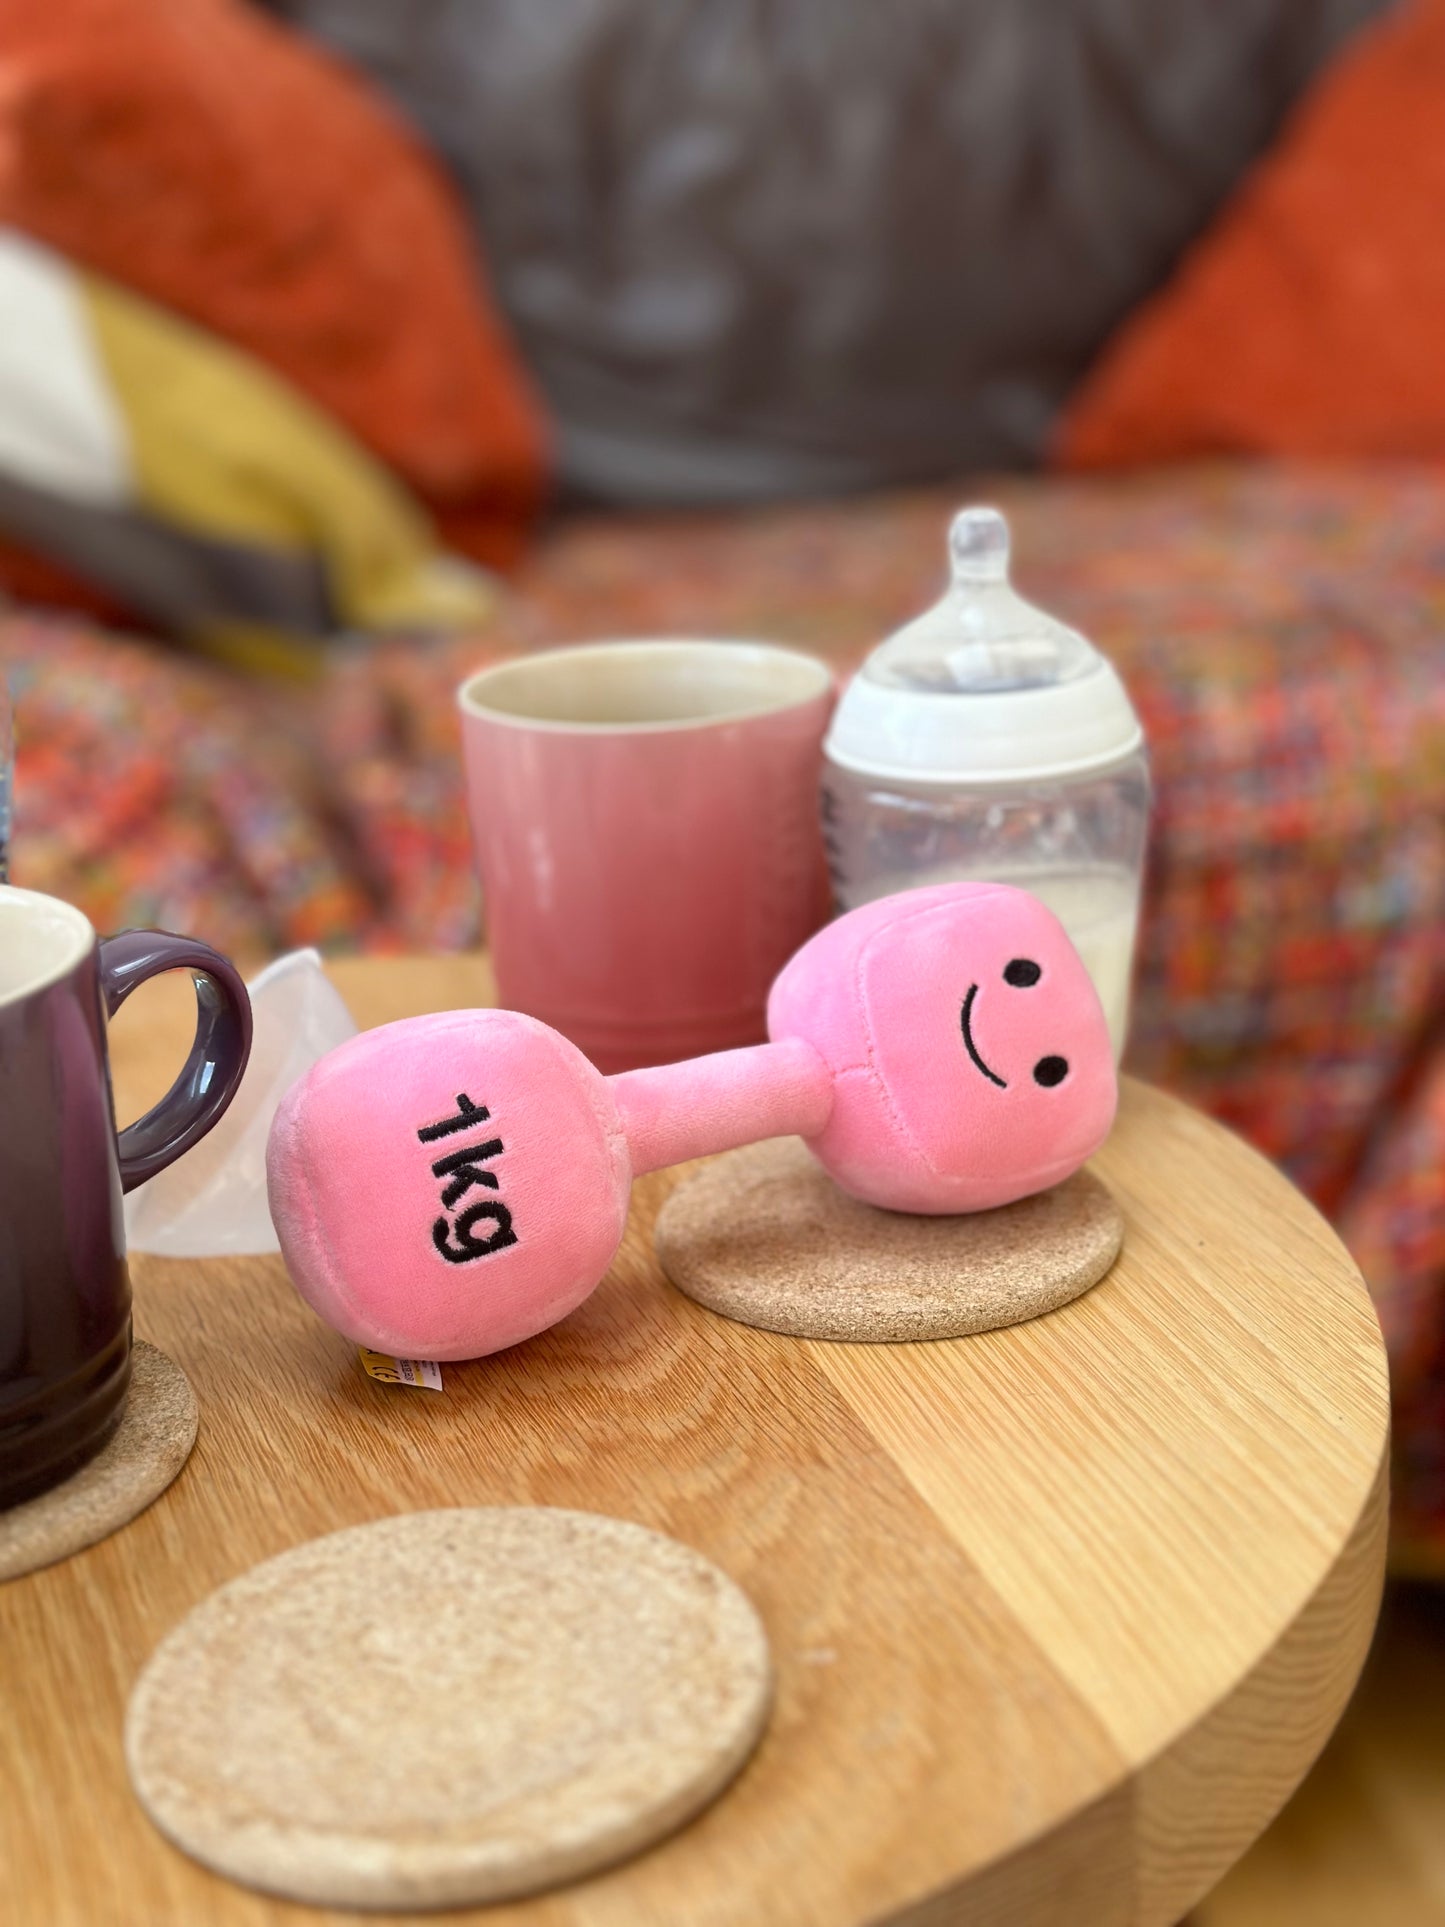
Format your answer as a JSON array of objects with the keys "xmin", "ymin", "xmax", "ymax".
[{"xmin": 3, "ymin": 461, "xmax": 1443, "ymax": 1560}]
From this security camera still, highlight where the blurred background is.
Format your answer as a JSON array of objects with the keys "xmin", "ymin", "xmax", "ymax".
[{"xmin": 0, "ymin": 3, "xmax": 1442, "ymax": 1914}]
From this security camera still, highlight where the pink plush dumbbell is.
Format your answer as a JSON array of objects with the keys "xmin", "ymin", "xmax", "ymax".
[{"xmin": 267, "ymin": 883, "xmax": 1117, "ymax": 1359}]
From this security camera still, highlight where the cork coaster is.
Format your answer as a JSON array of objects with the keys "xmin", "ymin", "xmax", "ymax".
[
  {"xmin": 657, "ymin": 1137, "xmax": 1124, "ymax": 1343},
  {"xmin": 125, "ymin": 1508, "xmax": 773, "ymax": 1911},
  {"xmin": 0, "ymin": 1341, "xmax": 197, "ymax": 1584}
]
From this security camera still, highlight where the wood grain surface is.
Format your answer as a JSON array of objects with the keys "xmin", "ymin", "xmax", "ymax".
[
  {"xmin": 0, "ymin": 953, "xmax": 1391, "ymax": 1927},
  {"xmin": 1197, "ymin": 1583, "xmax": 1445, "ymax": 1927}
]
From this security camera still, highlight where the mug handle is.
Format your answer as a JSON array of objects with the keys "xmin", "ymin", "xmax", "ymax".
[{"xmin": 98, "ymin": 931, "xmax": 253, "ymax": 1194}]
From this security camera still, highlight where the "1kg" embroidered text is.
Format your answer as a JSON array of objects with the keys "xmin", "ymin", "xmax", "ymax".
[{"xmin": 417, "ymin": 1094, "xmax": 518, "ymax": 1264}]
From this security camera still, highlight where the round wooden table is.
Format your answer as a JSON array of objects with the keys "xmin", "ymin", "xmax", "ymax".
[{"xmin": 0, "ymin": 954, "xmax": 1389, "ymax": 1927}]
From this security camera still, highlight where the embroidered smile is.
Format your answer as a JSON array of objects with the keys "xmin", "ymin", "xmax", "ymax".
[{"xmin": 960, "ymin": 984, "xmax": 1007, "ymax": 1089}]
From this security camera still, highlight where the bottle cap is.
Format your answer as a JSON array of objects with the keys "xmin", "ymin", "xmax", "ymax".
[{"xmin": 825, "ymin": 508, "xmax": 1144, "ymax": 784}]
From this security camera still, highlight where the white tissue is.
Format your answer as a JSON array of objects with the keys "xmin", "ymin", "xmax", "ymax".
[{"xmin": 124, "ymin": 948, "xmax": 358, "ymax": 1257}]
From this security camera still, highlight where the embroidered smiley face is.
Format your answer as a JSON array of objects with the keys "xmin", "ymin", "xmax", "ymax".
[
  {"xmin": 767, "ymin": 881, "xmax": 1118, "ymax": 1214},
  {"xmin": 961, "ymin": 957, "xmax": 1071, "ymax": 1091}
]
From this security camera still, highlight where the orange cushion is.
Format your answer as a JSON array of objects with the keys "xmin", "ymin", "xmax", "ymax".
[
  {"xmin": 0, "ymin": 0, "xmax": 547, "ymax": 566},
  {"xmin": 1056, "ymin": 0, "xmax": 1445, "ymax": 468}
]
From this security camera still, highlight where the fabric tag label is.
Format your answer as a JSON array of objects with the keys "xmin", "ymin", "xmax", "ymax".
[{"xmin": 358, "ymin": 1349, "xmax": 443, "ymax": 1392}]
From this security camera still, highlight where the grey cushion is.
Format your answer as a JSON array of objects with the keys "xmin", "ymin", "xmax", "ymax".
[{"xmin": 271, "ymin": 0, "xmax": 1390, "ymax": 504}]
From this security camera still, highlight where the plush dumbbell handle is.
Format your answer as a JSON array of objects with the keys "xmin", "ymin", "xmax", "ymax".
[{"xmin": 609, "ymin": 1036, "xmax": 833, "ymax": 1177}]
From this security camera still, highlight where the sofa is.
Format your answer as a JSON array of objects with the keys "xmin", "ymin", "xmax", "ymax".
[{"xmin": 1, "ymin": 1, "xmax": 1442, "ymax": 1565}]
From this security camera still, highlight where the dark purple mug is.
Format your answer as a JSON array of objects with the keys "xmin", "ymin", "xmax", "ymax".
[{"xmin": 0, "ymin": 886, "xmax": 252, "ymax": 1509}]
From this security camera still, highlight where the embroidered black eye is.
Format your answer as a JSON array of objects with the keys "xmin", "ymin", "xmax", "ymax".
[
  {"xmin": 1033, "ymin": 1055, "xmax": 1069, "ymax": 1087},
  {"xmin": 1004, "ymin": 958, "xmax": 1041, "ymax": 987}
]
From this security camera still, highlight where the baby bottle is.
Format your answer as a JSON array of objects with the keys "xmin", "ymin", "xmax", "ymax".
[{"xmin": 822, "ymin": 507, "xmax": 1150, "ymax": 1057}]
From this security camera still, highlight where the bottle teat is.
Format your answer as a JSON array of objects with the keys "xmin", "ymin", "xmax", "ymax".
[
  {"xmin": 948, "ymin": 506, "xmax": 1011, "ymax": 585},
  {"xmin": 825, "ymin": 504, "xmax": 1145, "ymax": 782},
  {"xmin": 865, "ymin": 504, "xmax": 1096, "ymax": 696}
]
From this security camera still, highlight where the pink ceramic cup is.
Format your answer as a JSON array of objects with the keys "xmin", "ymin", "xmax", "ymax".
[{"xmin": 459, "ymin": 639, "xmax": 835, "ymax": 1071}]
